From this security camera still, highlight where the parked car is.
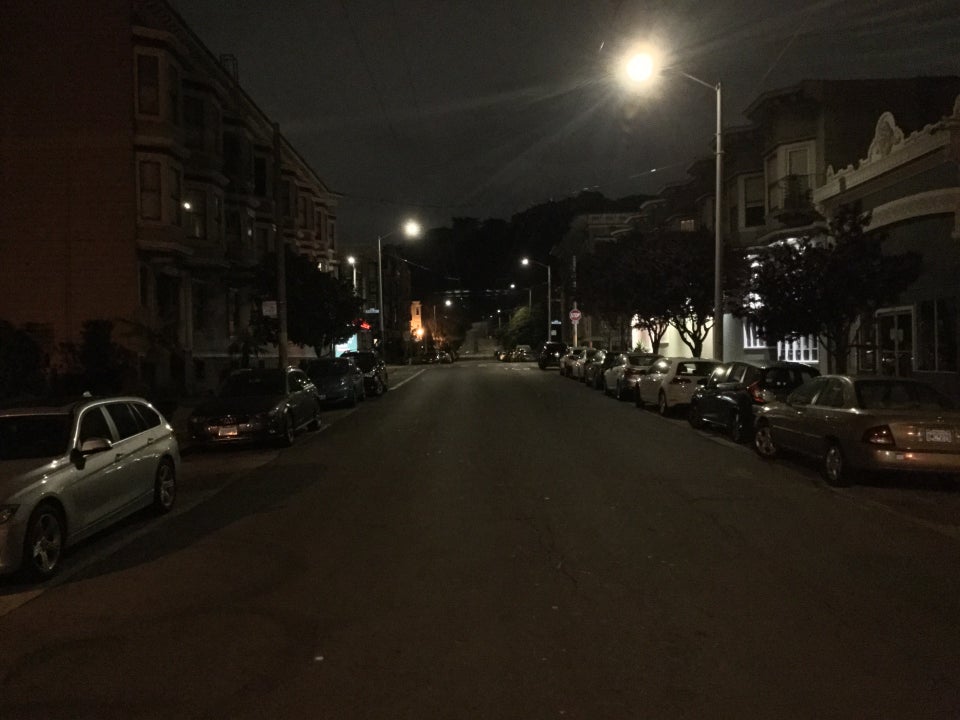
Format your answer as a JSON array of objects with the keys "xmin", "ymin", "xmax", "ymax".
[
  {"xmin": 753, "ymin": 375, "xmax": 960, "ymax": 486},
  {"xmin": 189, "ymin": 367, "xmax": 321, "ymax": 447},
  {"xmin": 573, "ymin": 347, "xmax": 603, "ymax": 382},
  {"xmin": 636, "ymin": 358, "xmax": 721, "ymax": 415},
  {"xmin": 511, "ymin": 344, "xmax": 535, "ymax": 362},
  {"xmin": 341, "ymin": 351, "xmax": 389, "ymax": 395},
  {"xmin": 0, "ymin": 396, "xmax": 179, "ymax": 580},
  {"xmin": 602, "ymin": 353, "xmax": 662, "ymax": 400},
  {"xmin": 688, "ymin": 360, "xmax": 820, "ymax": 443},
  {"xmin": 584, "ymin": 349, "xmax": 618, "ymax": 389},
  {"xmin": 302, "ymin": 357, "xmax": 365, "ymax": 407},
  {"xmin": 559, "ymin": 347, "xmax": 587, "ymax": 377},
  {"xmin": 538, "ymin": 341, "xmax": 568, "ymax": 370}
]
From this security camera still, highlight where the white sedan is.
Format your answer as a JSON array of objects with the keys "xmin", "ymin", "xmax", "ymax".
[
  {"xmin": 0, "ymin": 396, "xmax": 179, "ymax": 581},
  {"xmin": 636, "ymin": 357, "xmax": 720, "ymax": 415}
]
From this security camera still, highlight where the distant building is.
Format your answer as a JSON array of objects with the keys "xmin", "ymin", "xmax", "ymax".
[{"xmin": 0, "ymin": 0, "xmax": 340, "ymax": 393}]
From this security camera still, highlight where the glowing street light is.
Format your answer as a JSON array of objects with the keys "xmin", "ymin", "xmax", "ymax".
[
  {"xmin": 378, "ymin": 219, "xmax": 421, "ymax": 349},
  {"xmin": 521, "ymin": 257, "xmax": 552, "ymax": 340},
  {"xmin": 346, "ymin": 255, "xmax": 357, "ymax": 290},
  {"xmin": 621, "ymin": 48, "xmax": 724, "ymax": 360}
]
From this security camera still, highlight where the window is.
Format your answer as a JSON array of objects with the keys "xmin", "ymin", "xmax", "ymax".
[
  {"xmin": 106, "ymin": 403, "xmax": 144, "ymax": 440},
  {"xmin": 742, "ymin": 320, "xmax": 772, "ymax": 350},
  {"xmin": 788, "ymin": 377, "xmax": 826, "ymax": 406},
  {"xmin": 139, "ymin": 161, "xmax": 161, "ymax": 220},
  {"xmin": 184, "ymin": 96, "xmax": 204, "ymax": 148},
  {"xmin": 254, "ymin": 157, "xmax": 267, "ymax": 196},
  {"xmin": 139, "ymin": 265, "xmax": 151, "ymax": 308},
  {"xmin": 918, "ymin": 298, "xmax": 958, "ymax": 372},
  {"xmin": 132, "ymin": 402, "xmax": 162, "ymax": 429},
  {"xmin": 778, "ymin": 335, "xmax": 819, "ymax": 364},
  {"xmin": 679, "ymin": 218, "xmax": 695, "ymax": 232},
  {"xmin": 79, "ymin": 408, "xmax": 113, "ymax": 443},
  {"xmin": 136, "ymin": 54, "xmax": 160, "ymax": 115},
  {"xmin": 744, "ymin": 176, "xmax": 764, "ymax": 227},
  {"xmin": 184, "ymin": 189, "xmax": 206, "ymax": 240},
  {"xmin": 169, "ymin": 168, "xmax": 181, "ymax": 226},
  {"xmin": 168, "ymin": 65, "xmax": 180, "ymax": 125},
  {"xmin": 815, "ymin": 379, "xmax": 846, "ymax": 408}
]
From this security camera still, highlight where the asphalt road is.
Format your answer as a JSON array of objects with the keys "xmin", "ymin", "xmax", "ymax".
[{"xmin": 2, "ymin": 361, "xmax": 960, "ymax": 719}]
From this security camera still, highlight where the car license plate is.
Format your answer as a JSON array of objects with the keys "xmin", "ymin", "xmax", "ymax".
[
  {"xmin": 218, "ymin": 425, "xmax": 239, "ymax": 438},
  {"xmin": 925, "ymin": 428, "xmax": 952, "ymax": 443}
]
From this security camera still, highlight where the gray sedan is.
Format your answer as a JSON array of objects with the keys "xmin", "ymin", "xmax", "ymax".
[
  {"xmin": 0, "ymin": 396, "xmax": 179, "ymax": 580},
  {"xmin": 753, "ymin": 375, "xmax": 960, "ymax": 486}
]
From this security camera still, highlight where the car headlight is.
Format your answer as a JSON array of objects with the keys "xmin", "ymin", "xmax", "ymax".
[{"xmin": 0, "ymin": 505, "xmax": 19, "ymax": 524}]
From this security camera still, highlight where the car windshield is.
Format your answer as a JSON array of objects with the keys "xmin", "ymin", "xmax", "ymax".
[
  {"xmin": 854, "ymin": 380, "xmax": 954, "ymax": 410},
  {"xmin": 309, "ymin": 360, "xmax": 351, "ymax": 377},
  {"xmin": 0, "ymin": 414, "xmax": 73, "ymax": 460},
  {"xmin": 219, "ymin": 370, "xmax": 285, "ymax": 397},
  {"xmin": 627, "ymin": 355, "xmax": 655, "ymax": 366}
]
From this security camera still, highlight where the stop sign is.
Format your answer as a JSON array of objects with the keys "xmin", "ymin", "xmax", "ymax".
[{"xmin": 569, "ymin": 308, "xmax": 582, "ymax": 322}]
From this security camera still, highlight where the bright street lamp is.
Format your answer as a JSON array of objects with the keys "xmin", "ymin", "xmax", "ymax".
[
  {"xmin": 378, "ymin": 219, "xmax": 421, "ymax": 351},
  {"xmin": 346, "ymin": 255, "xmax": 357, "ymax": 290},
  {"xmin": 521, "ymin": 257, "xmax": 552, "ymax": 341},
  {"xmin": 622, "ymin": 50, "xmax": 724, "ymax": 360}
]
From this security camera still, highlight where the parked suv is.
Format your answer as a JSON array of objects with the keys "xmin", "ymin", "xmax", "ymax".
[
  {"xmin": 688, "ymin": 360, "xmax": 820, "ymax": 443},
  {"xmin": 538, "ymin": 341, "xmax": 568, "ymax": 370}
]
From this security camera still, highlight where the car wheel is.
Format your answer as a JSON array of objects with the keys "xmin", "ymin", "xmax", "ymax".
[
  {"xmin": 308, "ymin": 402, "xmax": 322, "ymax": 430},
  {"xmin": 727, "ymin": 409, "xmax": 745, "ymax": 443},
  {"xmin": 688, "ymin": 402, "xmax": 704, "ymax": 429},
  {"xmin": 753, "ymin": 420, "xmax": 777, "ymax": 458},
  {"xmin": 381, "ymin": 375, "xmax": 389, "ymax": 392},
  {"xmin": 602, "ymin": 379, "xmax": 610, "ymax": 396},
  {"xmin": 658, "ymin": 391, "xmax": 669, "ymax": 417},
  {"xmin": 823, "ymin": 441, "xmax": 854, "ymax": 487},
  {"xmin": 375, "ymin": 377, "xmax": 385, "ymax": 396},
  {"xmin": 280, "ymin": 411, "xmax": 295, "ymax": 447},
  {"xmin": 634, "ymin": 386, "xmax": 645, "ymax": 408},
  {"xmin": 347, "ymin": 388, "xmax": 358, "ymax": 407},
  {"xmin": 615, "ymin": 381, "xmax": 624, "ymax": 401},
  {"xmin": 23, "ymin": 503, "xmax": 65, "ymax": 581},
  {"xmin": 153, "ymin": 459, "xmax": 177, "ymax": 513}
]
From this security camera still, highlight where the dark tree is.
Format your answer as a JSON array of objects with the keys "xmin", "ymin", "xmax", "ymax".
[
  {"xmin": 0, "ymin": 321, "xmax": 48, "ymax": 399},
  {"xmin": 255, "ymin": 249, "xmax": 363, "ymax": 356},
  {"xmin": 733, "ymin": 205, "xmax": 920, "ymax": 372}
]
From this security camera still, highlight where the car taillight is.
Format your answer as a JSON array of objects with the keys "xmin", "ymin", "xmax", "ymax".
[
  {"xmin": 863, "ymin": 425, "xmax": 895, "ymax": 445},
  {"xmin": 670, "ymin": 377, "xmax": 691, "ymax": 385},
  {"xmin": 747, "ymin": 381, "xmax": 776, "ymax": 404}
]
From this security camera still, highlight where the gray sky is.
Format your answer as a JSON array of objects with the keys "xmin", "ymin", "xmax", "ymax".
[{"xmin": 171, "ymin": 0, "xmax": 960, "ymax": 245}]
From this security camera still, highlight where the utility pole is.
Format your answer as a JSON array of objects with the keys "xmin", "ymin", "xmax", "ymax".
[{"xmin": 273, "ymin": 123, "xmax": 288, "ymax": 368}]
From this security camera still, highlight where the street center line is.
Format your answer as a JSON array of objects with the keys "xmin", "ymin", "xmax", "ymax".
[{"xmin": 391, "ymin": 369, "xmax": 425, "ymax": 389}]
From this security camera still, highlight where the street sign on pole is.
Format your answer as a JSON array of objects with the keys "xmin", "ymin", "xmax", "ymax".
[{"xmin": 569, "ymin": 308, "xmax": 581, "ymax": 324}]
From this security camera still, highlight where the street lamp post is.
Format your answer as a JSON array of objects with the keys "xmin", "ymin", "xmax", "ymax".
[
  {"xmin": 377, "ymin": 219, "xmax": 421, "ymax": 353},
  {"xmin": 623, "ymin": 52, "xmax": 724, "ymax": 361},
  {"xmin": 521, "ymin": 257, "xmax": 552, "ymax": 341},
  {"xmin": 347, "ymin": 255, "xmax": 357, "ymax": 291}
]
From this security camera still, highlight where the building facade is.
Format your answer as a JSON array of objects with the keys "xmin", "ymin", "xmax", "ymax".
[{"xmin": 1, "ymin": 0, "xmax": 339, "ymax": 393}]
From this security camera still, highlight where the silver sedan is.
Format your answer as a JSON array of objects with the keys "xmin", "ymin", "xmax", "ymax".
[
  {"xmin": 753, "ymin": 375, "xmax": 960, "ymax": 486},
  {"xmin": 0, "ymin": 396, "xmax": 179, "ymax": 580}
]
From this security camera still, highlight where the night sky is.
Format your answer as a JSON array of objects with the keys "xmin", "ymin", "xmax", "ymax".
[{"xmin": 170, "ymin": 0, "xmax": 960, "ymax": 247}]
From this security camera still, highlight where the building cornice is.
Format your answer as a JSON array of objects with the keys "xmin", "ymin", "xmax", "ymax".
[{"xmin": 867, "ymin": 189, "xmax": 960, "ymax": 239}]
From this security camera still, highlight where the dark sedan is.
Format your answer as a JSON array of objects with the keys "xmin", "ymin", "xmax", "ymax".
[
  {"xmin": 303, "ymin": 357, "xmax": 366, "ymax": 407},
  {"xmin": 341, "ymin": 351, "xmax": 389, "ymax": 396},
  {"xmin": 189, "ymin": 367, "xmax": 321, "ymax": 447},
  {"xmin": 688, "ymin": 360, "xmax": 820, "ymax": 443}
]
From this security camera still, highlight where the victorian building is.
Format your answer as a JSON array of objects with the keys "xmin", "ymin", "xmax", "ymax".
[{"xmin": 1, "ymin": 0, "xmax": 340, "ymax": 393}]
